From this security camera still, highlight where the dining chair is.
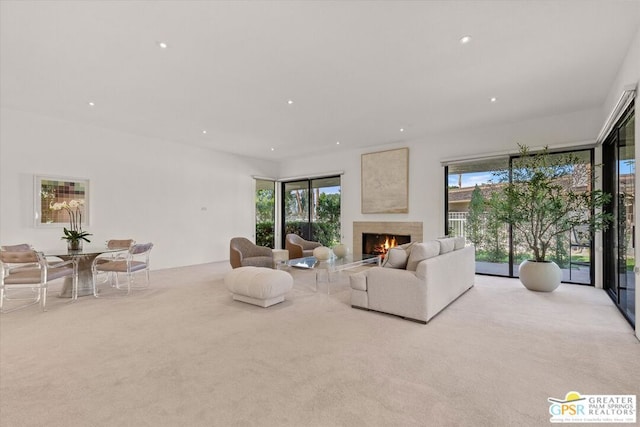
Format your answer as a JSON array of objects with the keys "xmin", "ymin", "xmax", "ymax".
[
  {"xmin": 107, "ymin": 239, "xmax": 135, "ymax": 250},
  {"xmin": 1, "ymin": 243, "xmax": 32, "ymax": 251},
  {"xmin": 95, "ymin": 239, "xmax": 135, "ymax": 284},
  {"xmin": 1, "ymin": 243, "xmax": 39, "ymax": 272},
  {"xmin": 91, "ymin": 242, "xmax": 153, "ymax": 297},
  {"xmin": 1, "ymin": 243, "xmax": 69, "ymax": 273},
  {"xmin": 0, "ymin": 248, "xmax": 78, "ymax": 313}
]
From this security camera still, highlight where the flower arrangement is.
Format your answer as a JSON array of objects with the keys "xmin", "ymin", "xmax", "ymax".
[{"xmin": 50, "ymin": 199, "xmax": 92, "ymax": 248}]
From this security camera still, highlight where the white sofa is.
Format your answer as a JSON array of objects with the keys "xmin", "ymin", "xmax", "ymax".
[{"xmin": 350, "ymin": 237, "xmax": 475, "ymax": 323}]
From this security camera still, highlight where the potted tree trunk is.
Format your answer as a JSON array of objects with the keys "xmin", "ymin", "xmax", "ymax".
[{"xmin": 487, "ymin": 145, "xmax": 612, "ymax": 292}]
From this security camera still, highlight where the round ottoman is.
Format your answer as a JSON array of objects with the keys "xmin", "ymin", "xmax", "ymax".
[{"xmin": 224, "ymin": 266, "xmax": 293, "ymax": 307}]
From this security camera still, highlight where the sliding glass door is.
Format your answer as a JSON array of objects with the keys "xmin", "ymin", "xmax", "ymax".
[
  {"xmin": 446, "ymin": 148, "xmax": 594, "ymax": 285},
  {"xmin": 281, "ymin": 176, "xmax": 341, "ymax": 247},
  {"xmin": 447, "ymin": 159, "xmax": 510, "ymax": 276},
  {"xmin": 509, "ymin": 150, "xmax": 593, "ymax": 283},
  {"xmin": 603, "ymin": 104, "xmax": 635, "ymax": 325}
]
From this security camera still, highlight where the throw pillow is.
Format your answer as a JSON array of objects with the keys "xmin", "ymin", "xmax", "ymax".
[
  {"xmin": 406, "ymin": 241, "xmax": 440, "ymax": 271},
  {"xmin": 453, "ymin": 236, "xmax": 466, "ymax": 250},
  {"xmin": 437, "ymin": 238, "xmax": 455, "ymax": 254},
  {"xmin": 398, "ymin": 241, "xmax": 416, "ymax": 254},
  {"xmin": 382, "ymin": 247, "xmax": 409, "ymax": 269}
]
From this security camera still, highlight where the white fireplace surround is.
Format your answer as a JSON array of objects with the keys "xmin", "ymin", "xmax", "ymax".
[{"xmin": 353, "ymin": 221, "xmax": 423, "ymax": 258}]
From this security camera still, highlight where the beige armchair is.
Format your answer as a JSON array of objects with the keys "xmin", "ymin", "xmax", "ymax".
[
  {"xmin": 229, "ymin": 237, "xmax": 273, "ymax": 269},
  {"xmin": 285, "ymin": 234, "xmax": 321, "ymax": 259}
]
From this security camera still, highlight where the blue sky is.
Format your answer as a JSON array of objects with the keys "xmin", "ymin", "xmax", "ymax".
[
  {"xmin": 449, "ymin": 159, "xmax": 635, "ymax": 188},
  {"xmin": 320, "ymin": 186, "xmax": 341, "ymax": 195},
  {"xmin": 448, "ymin": 172, "xmax": 495, "ymax": 188}
]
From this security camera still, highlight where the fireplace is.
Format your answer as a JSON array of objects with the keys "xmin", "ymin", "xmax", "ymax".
[
  {"xmin": 362, "ymin": 233, "xmax": 411, "ymax": 257},
  {"xmin": 353, "ymin": 221, "xmax": 423, "ymax": 258}
]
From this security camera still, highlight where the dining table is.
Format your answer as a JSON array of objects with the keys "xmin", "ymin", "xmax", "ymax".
[{"xmin": 44, "ymin": 246, "xmax": 128, "ymax": 297}]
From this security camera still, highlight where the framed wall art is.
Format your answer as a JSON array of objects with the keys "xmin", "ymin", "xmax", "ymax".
[
  {"xmin": 34, "ymin": 175, "xmax": 90, "ymax": 227},
  {"xmin": 361, "ymin": 147, "xmax": 409, "ymax": 214}
]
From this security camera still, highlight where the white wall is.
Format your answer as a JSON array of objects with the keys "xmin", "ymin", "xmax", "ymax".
[
  {"xmin": 602, "ymin": 26, "xmax": 639, "ymax": 124},
  {"xmin": 278, "ymin": 107, "xmax": 603, "ymax": 256},
  {"xmin": 0, "ymin": 108, "xmax": 278, "ymax": 269}
]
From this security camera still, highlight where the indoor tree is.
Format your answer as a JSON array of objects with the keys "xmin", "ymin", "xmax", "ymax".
[{"xmin": 486, "ymin": 144, "xmax": 612, "ymax": 291}]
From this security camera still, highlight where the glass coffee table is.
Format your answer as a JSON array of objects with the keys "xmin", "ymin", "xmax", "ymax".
[{"xmin": 281, "ymin": 254, "xmax": 381, "ymax": 294}]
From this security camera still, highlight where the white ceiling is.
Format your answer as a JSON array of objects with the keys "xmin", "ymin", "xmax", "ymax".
[{"xmin": 1, "ymin": 1, "xmax": 639, "ymax": 160}]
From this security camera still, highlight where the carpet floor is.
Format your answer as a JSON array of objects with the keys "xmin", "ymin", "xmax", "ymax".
[{"xmin": 0, "ymin": 262, "xmax": 638, "ymax": 427}]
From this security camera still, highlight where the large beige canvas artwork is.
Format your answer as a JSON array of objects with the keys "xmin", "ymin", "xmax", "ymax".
[{"xmin": 361, "ymin": 147, "xmax": 409, "ymax": 213}]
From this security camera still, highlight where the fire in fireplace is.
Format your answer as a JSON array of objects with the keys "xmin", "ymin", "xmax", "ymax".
[{"xmin": 362, "ymin": 233, "xmax": 411, "ymax": 257}]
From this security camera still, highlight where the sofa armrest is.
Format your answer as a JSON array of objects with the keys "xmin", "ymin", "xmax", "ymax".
[
  {"xmin": 415, "ymin": 245, "xmax": 475, "ymax": 322},
  {"xmin": 350, "ymin": 271, "xmax": 368, "ymax": 291},
  {"xmin": 365, "ymin": 267, "xmax": 427, "ymax": 322},
  {"xmin": 230, "ymin": 247, "xmax": 242, "ymax": 269}
]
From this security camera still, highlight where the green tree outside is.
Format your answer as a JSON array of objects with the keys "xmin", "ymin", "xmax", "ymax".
[{"xmin": 465, "ymin": 185, "xmax": 484, "ymax": 247}]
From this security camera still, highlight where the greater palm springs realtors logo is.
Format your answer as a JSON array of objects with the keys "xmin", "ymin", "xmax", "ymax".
[{"xmin": 548, "ymin": 391, "xmax": 636, "ymax": 423}]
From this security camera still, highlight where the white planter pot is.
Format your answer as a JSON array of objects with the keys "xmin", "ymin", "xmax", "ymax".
[{"xmin": 518, "ymin": 260, "xmax": 562, "ymax": 292}]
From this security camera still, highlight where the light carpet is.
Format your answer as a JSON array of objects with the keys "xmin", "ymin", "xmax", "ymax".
[{"xmin": 0, "ymin": 262, "xmax": 638, "ymax": 427}]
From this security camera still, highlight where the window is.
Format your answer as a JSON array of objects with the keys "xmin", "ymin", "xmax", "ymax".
[
  {"xmin": 446, "ymin": 158, "xmax": 510, "ymax": 276},
  {"xmin": 603, "ymin": 103, "xmax": 635, "ymax": 325},
  {"xmin": 281, "ymin": 176, "xmax": 341, "ymax": 247},
  {"xmin": 445, "ymin": 148, "xmax": 594, "ymax": 285},
  {"xmin": 255, "ymin": 179, "xmax": 275, "ymax": 248}
]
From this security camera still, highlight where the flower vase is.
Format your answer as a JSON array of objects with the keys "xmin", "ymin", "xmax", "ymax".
[{"xmin": 67, "ymin": 240, "xmax": 82, "ymax": 251}]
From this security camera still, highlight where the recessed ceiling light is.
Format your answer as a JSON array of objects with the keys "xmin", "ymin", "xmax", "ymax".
[
  {"xmin": 287, "ymin": 99, "xmax": 294, "ymax": 105},
  {"xmin": 400, "ymin": 128, "xmax": 404, "ymax": 132},
  {"xmin": 336, "ymin": 141, "xmax": 340, "ymax": 145},
  {"xmin": 202, "ymin": 130, "xmax": 207, "ymax": 134},
  {"xmin": 88, "ymin": 101, "xmax": 95, "ymax": 107},
  {"xmin": 490, "ymin": 97, "xmax": 497, "ymax": 103},
  {"xmin": 270, "ymin": 147, "xmax": 275, "ymax": 152},
  {"xmin": 460, "ymin": 35, "xmax": 472, "ymax": 44},
  {"xmin": 157, "ymin": 41, "xmax": 168, "ymax": 49}
]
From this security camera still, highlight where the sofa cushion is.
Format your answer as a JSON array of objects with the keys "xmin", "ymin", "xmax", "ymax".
[
  {"xmin": 437, "ymin": 238, "xmax": 455, "ymax": 254},
  {"xmin": 406, "ymin": 241, "xmax": 440, "ymax": 271},
  {"xmin": 453, "ymin": 236, "xmax": 466, "ymax": 250},
  {"xmin": 382, "ymin": 242, "xmax": 415, "ymax": 269},
  {"xmin": 399, "ymin": 241, "xmax": 416, "ymax": 254},
  {"xmin": 382, "ymin": 247, "xmax": 409, "ymax": 269}
]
